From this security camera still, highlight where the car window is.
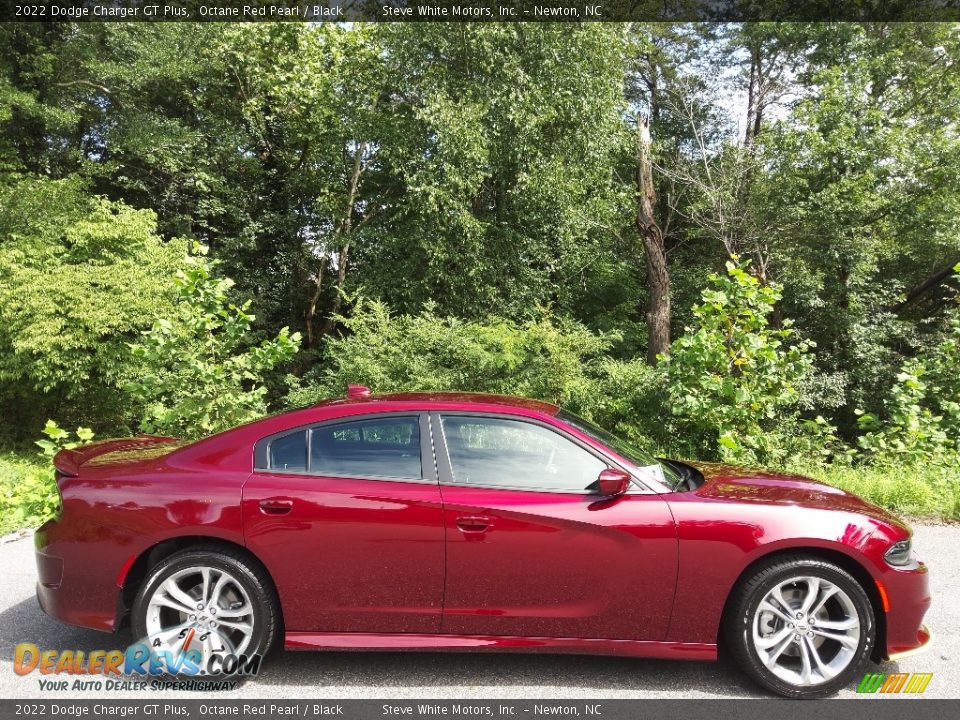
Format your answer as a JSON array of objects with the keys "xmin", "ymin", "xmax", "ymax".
[
  {"xmin": 269, "ymin": 430, "xmax": 307, "ymax": 472},
  {"xmin": 310, "ymin": 416, "xmax": 422, "ymax": 479},
  {"xmin": 439, "ymin": 415, "xmax": 607, "ymax": 492}
]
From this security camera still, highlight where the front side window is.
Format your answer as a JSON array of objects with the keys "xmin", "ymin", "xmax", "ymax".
[
  {"xmin": 440, "ymin": 415, "xmax": 607, "ymax": 492},
  {"xmin": 310, "ymin": 416, "xmax": 422, "ymax": 479},
  {"xmin": 557, "ymin": 409, "xmax": 681, "ymax": 490}
]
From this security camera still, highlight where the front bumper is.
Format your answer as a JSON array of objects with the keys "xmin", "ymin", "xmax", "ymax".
[
  {"xmin": 880, "ymin": 560, "xmax": 932, "ymax": 660},
  {"xmin": 888, "ymin": 623, "xmax": 932, "ymax": 661}
]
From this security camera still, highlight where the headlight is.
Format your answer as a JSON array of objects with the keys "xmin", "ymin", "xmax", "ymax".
[{"xmin": 884, "ymin": 538, "xmax": 912, "ymax": 567}]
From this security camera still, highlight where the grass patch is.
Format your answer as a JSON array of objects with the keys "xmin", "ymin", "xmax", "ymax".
[
  {"xmin": 791, "ymin": 461, "xmax": 960, "ymax": 522},
  {"xmin": 0, "ymin": 452, "xmax": 56, "ymax": 535}
]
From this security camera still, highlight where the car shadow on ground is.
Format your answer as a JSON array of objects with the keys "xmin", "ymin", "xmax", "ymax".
[
  {"xmin": 0, "ymin": 595, "xmax": 765, "ymax": 698},
  {"xmin": 253, "ymin": 649, "xmax": 766, "ymax": 698},
  {"xmin": 0, "ymin": 596, "xmax": 119, "ymax": 654}
]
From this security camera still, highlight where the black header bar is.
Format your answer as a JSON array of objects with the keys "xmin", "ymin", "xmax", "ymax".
[{"xmin": 3, "ymin": 0, "xmax": 960, "ymax": 23}]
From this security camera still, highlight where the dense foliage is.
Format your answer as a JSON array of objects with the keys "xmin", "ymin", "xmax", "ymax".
[
  {"xmin": 0, "ymin": 421, "xmax": 93, "ymax": 535},
  {"xmin": 128, "ymin": 249, "xmax": 302, "ymax": 439},
  {"xmin": 2, "ymin": 22, "xmax": 960, "ymax": 523},
  {"xmin": 664, "ymin": 260, "xmax": 818, "ymax": 464},
  {"xmin": 287, "ymin": 300, "xmax": 609, "ymax": 410},
  {"xmin": 0, "ymin": 177, "xmax": 187, "ymax": 436}
]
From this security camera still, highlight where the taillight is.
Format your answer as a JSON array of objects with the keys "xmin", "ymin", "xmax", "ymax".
[{"xmin": 52, "ymin": 471, "xmax": 65, "ymax": 518}]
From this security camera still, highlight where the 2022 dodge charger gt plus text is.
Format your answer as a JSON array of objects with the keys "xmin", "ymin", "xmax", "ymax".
[{"xmin": 35, "ymin": 388, "xmax": 931, "ymax": 698}]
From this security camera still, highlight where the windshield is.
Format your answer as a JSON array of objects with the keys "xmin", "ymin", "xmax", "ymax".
[{"xmin": 557, "ymin": 410, "xmax": 682, "ymax": 490}]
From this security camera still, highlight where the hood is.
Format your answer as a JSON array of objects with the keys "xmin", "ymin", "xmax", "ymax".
[
  {"xmin": 53, "ymin": 435, "xmax": 183, "ymax": 476},
  {"xmin": 685, "ymin": 461, "xmax": 909, "ymax": 531}
]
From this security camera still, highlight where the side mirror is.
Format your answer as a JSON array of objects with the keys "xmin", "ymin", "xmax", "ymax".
[{"xmin": 594, "ymin": 468, "xmax": 631, "ymax": 497}]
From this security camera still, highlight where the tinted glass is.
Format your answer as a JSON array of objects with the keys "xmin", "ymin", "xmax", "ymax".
[
  {"xmin": 557, "ymin": 409, "xmax": 681, "ymax": 489},
  {"xmin": 310, "ymin": 416, "xmax": 422, "ymax": 479},
  {"xmin": 269, "ymin": 430, "xmax": 307, "ymax": 472},
  {"xmin": 440, "ymin": 416, "xmax": 606, "ymax": 491}
]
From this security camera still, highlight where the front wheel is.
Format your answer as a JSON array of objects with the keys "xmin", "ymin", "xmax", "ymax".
[
  {"xmin": 131, "ymin": 547, "xmax": 278, "ymax": 677},
  {"xmin": 725, "ymin": 556, "xmax": 876, "ymax": 698}
]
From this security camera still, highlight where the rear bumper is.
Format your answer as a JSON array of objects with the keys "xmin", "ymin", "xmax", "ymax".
[{"xmin": 34, "ymin": 519, "xmax": 122, "ymax": 632}]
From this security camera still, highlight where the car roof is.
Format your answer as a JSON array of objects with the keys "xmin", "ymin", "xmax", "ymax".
[{"xmin": 315, "ymin": 391, "xmax": 560, "ymax": 415}]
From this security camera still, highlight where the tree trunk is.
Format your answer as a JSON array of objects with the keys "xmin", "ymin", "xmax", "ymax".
[
  {"xmin": 635, "ymin": 116, "xmax": 671, "ymax": 365},
  {"xmin": 305, "ymin": 141, "xmax": 368, "ymax": 346},
  {"xmin": 889, "ymin": 260, "xmax": 960, "ymax": 313},
  {"xmin": 745, "ymin": 47, "xmax": 759, "ymax": 147}
]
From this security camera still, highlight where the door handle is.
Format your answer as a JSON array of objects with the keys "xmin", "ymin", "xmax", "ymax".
[
  {"xmin": 259, "ymin": 498, "xmax": 294, "ymax": 515},
  {"xmin": 456, "ymin": 515, "xmax": 492, "ymax": 532}
]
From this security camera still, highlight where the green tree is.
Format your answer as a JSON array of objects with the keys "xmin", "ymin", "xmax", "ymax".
[
  {"xmin": 756, "ymin": 24, "xmax": 960, "ymax": 431},
  {"xmin": 664, "ymin": 259, "xmax": 816, "ymax": 462},
  {"xmin": 858, "ymin": 266, "xmax": 960, "ymax": 462},
  {"xmin": 353, "ymin": 23, "xmax": 630, "ymax": 322},
  {"xmin": 127, "ymin": 249, "xmax": 301, "ymax": 439},
  {"xmin": 0, "ymin": 177, "xmax": 187, "ymax": 437}
]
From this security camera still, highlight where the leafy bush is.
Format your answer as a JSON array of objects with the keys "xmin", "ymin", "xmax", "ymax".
[
  {"xmin": 0, "ymin": 421, "xmax": 94, "ymax": 535},
  {"xmin": 856, "ymin": 364, "xmax": 956, "ymax": 462},
  {"xmin": 0, "ymin": 177, "xmax": 188, "ymax": 438},
  {"xmin": 0, "ymin": 454, "xmax": 53, "ymax": 535},
  {"xmin": 287, "ymin": 300, "xmax": 615, "ymax": 411},
  {"xmin": 857, "ymin": 270, "xmax": 960, "ymax": 464},
  {"xmin": 663, "ymin": 259, "xmax": 818, "ymax": 464},
  {"xmin": 128, "ymin": 248, "xmax": 301, "ymax": 439},
  {"xmin": 582, "ymin": 358, "xmax": 668, "ymax": 455}
]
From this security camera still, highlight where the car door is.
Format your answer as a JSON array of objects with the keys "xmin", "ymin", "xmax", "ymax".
[
  {"xmin": 242, "ymin": 412, "xmax": 445, "ymax": 634},
  {"xmin": 434, "ymin": 412, "xmax": 677, "ymax": 641}
]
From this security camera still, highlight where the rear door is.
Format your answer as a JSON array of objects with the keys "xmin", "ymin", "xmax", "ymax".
[
  {"xmin": 434, "ymin": 412, "xmax": 677, "ymax": 641},
  {"xmin": 242, "ymin": 412, "xmax": 445, "ymax": 634}
]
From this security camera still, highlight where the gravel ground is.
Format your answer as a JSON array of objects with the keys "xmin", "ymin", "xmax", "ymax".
[{"xmin": 0, "ymin": 524, "xmax": 955, "ymax": 700}]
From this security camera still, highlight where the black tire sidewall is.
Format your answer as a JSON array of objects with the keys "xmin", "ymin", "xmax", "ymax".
[
  {"xmin": 730, "ymin": 558, "xmax": 876, "ymax": 699},
  {"xmin": 131, "ymin": 549, "xmax": 275, "ymax": 677}
]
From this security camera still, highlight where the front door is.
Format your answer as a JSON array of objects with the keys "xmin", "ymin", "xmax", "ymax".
[
  {"xmin": 434, "ymin": 413, "xmax": 677, "ymax": 641},
  {"xmin": 243, "ymin": 413, "xmax": 445, "ymax": 634}
]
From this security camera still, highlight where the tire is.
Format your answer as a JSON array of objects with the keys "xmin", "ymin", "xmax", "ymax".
[
  {"xmin": 131, "ymin": 546, "xmax": 279, "ymax": 677},
  {"xmin": 725, "ymin": 555, "xmax": 876, "ymax": 699}
]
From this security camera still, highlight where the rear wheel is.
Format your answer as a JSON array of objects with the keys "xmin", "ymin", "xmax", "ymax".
[
  {"xmin": 131, "ymin": 547, "xmax": 278, "ymax": 676},
  {"xmin": 725, "ymin": 556, "xmax": 875, "ymax": 698}
]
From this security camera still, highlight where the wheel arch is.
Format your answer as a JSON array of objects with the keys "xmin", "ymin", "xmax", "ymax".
[
  {"xmin": 115, "ymin": 535, "xmax": 283, "ymax": 634},
  {"xmin": 716, "ymin": 545, "xmax": 886, "ymax": 662}
]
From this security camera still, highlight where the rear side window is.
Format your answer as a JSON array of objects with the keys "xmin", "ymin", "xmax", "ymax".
[
  {"xmin": 259, "ymin": 415, "xmax": 424, "ymax": 479},
  {"xmin": 310, "ymin": 416, "xmax": 421, "ymax": 479},
  {"xmin": 269, "ymin": 430, "xmax": 307, "ymax": 472}
]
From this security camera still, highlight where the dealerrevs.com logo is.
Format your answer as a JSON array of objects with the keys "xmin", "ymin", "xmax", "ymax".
[
  {"xmin": 13, "ymin": 639, "xmax": 261, "ymax": 692},
  {"xmin": 857, "ymin": 672, "xmax": 933, "ymax": 694}
]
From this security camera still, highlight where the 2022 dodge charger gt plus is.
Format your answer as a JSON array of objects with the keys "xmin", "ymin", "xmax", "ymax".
[{"xmin": 35, "ymin": 388, "xmax": 931, "ymax": 698}]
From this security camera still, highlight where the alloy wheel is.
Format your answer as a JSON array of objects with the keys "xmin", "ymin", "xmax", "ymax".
[
  {"xmin": 751, "ymin": 575, "xmax": 861, "ymax": 687},
  {"xmin": 144, "ymin": 565, "xmax": 255, "ymax": 660}
]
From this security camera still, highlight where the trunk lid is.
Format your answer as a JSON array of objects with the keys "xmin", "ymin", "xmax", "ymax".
[{"xmin": 53, "ymin": 435, "xmax": 182, "ymax": 476}]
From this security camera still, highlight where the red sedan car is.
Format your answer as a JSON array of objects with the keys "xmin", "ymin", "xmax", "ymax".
[{"xmin": 35, "ymin": 389, "xmax": 930, "ymax": 697}]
